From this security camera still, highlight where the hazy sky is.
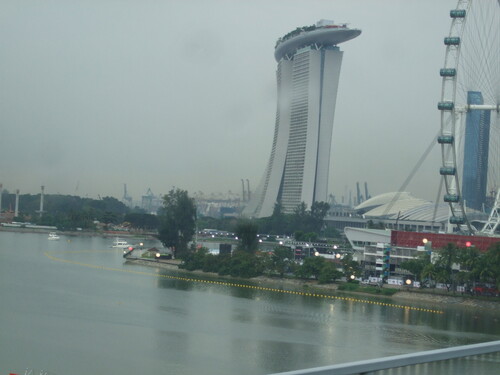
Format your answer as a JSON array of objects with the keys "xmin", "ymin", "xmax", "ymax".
[{"xmin": 1, "ymin": 0, "xmax": 458, "ymax": 204}]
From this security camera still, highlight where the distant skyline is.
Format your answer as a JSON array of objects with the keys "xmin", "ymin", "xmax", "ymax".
[{"xmin": 1, "ymin": 0, "xmax": 457, "ymax": 204}]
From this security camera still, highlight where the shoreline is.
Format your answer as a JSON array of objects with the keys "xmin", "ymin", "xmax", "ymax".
[
  {"xmin": 127, "ymin": 258, "xmax": 500, "ymax": 312},
  {"xmin": 0, "ymin": 226, "xmax": 156, "ymax": 238},
  {"xmin": 4, "ymin": 228, "xmax": 498, "ymax": 312}
]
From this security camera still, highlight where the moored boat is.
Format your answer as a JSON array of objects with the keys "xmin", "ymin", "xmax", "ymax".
[
  {"xmin": 48, "ymin": 232, "xmax": 60, "ymax": 240},
  {"xmin": 112, "ymin": 238, "xmax": 131, "ymax": 248}
]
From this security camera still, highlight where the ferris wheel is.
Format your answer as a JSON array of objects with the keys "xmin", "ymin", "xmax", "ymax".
[{"xmin": 438, "ymin": 0, "xmax": 500, "ymax": 234}]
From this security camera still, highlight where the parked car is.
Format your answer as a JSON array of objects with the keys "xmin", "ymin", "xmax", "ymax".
[{"xmin": 473, "ymin": 285, "xmax": 499, "ymax": 297}]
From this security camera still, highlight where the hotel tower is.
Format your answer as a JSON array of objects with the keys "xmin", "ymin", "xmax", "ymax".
[{"xmin": 244, "ymin": 20, "xmax": 361, "ymax": 217}]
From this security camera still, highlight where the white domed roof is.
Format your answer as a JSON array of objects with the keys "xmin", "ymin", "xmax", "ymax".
[
  {"xmin": 355, "ymin": 192, "xmax": 429, "ymax": 218},
  {"xmin": 356, "ymin": 192, "xmax": 412, "ymax": 212}
]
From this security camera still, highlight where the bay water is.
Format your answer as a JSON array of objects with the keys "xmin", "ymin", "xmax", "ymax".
[{"xmin": 1, "ymin": 231, "xmax": 498, "ymax": 374}]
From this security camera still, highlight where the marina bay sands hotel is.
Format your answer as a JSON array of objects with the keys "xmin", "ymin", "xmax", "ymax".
[{"xmin": 244, "ymin": 20, "xmax": 361, "ymax": 218}]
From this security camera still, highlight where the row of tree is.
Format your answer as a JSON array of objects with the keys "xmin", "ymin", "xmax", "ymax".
[
  {"xmin": 5, "ymin": 188, "xmax": 333, "ymax": 241},
  {"xmin": 155, "ymin": 192, "xmax": 347, "ymax": 282},
  {"xmin": 2, "ymin": 192, "xmax": 160, "ymax": 231},
  {"xmin": 401, "ymin": 243, "xmax": 500, "ymax": 291},
  {"xmin": 180, "ymin": 244, "xmax": 359, "ymax": 284},
  {"xmin": 196, "ymin": 201, "xmax": 336, "ymax": 240},
  {"xmin": 257, "ymin": 201, "xmax": 332, "ymax": 237}
]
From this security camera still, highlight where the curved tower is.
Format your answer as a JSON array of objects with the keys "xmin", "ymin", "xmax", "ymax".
[{"xmin": 245, "ymin": 20, "xmax": 361, "ymax": 218}]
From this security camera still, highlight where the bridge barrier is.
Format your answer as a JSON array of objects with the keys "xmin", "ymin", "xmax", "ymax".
[{"xmin": 268, "ymin": 340, "xmax": 500, "ymax": 375}]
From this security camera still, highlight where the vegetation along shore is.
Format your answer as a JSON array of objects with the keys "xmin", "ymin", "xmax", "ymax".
[{"xmin": 127, "ymin": 258, "xmax": 500, "ymax": 313}]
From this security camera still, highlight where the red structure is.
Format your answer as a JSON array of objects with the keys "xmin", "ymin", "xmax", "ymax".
[{"xmin": 391, "ymin": 230, "xmax": 499, "ymax": 252}]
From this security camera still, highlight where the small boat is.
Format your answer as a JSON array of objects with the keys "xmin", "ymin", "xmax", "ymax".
[
  {"xmin": 112, "ymin": 238, "xmax": 131, "ymax": 249},
  {"xmin": 48, "ymin": 232, "xmax": 60, "ymax": 240}
]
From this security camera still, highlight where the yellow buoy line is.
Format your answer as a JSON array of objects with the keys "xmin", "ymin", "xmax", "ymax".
[{"xmin": 44, "ymin": 250, "xmax": 444, "ymax": 315}]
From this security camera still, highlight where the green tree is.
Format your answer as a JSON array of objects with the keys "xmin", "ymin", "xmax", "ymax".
[
  {"xmin": 292, "ymin": 202, "xmax": 309, "ymax": 231},
  {"xmin": 254, "ymin": 200, "xmax": 329, "ymax": 237},
  {"xmin": 421, "ymin": 263, "xmax": 438, "ymax": 287},
  {"xmin": 100, "ymin": 196, "xmax": 129, "ymax": 215},
  {"xmin": 291, "ymin": 201, "xmax": 330, "ymax": 234},
  {"xmin": 181, "ymin": 248, "xmax": 208, "ymax": 271},
  {"xmin": 270, "ymin": 246, "xmax": 293, "ymax": 277},
  {"xmin": 401, "ymin": 253, "xmax": 430, "ymax": 282},
  {"xmin": 124, "ymin": 213, "xmax": 160, "ymax": 230},
  {"xmin": 341, "ymin": 253, "xmax": 361, "ymax": 279},
  {"xmin": 270, "ymin": 202, "xmax": 287, "ymax": 235},
  {"xmin": 478, "ymin": 256, "xmax": 496, "ymax": 285},
  {"xmin": 310, "ymin": 201, "xmax": 330, "ymax": 233},
  {"xmin": 235, "ymin": 220, "xmax": 259, "ymax": 253},
  {"xmin": 202, "ymin": 253, "xmax": 220, "ymax": 273},
  {"xmin": 304, "ymin": 232, "xmax": 318, "ymax": 242},
  {"xmin": 101, "ymin": 211, "xmax": 119, "ymax": 225},
  {"xmin": 455, "ymin": 246, "xmax": 481, "ymax": 287},
  {"xmin": 318, "ymin": 262, "xmax": 343, "ymax": 284},
  {"xmin": 322, "ymin": 225, "xmax": 341, "ymax": 239},
  {"xmin": 433, "ymin": 243, "xmax": 459, "ymax": 291},
  {"xmin": 294, "ymin": 230, "xmax": 305, "ymax": 241},
  {"xmin": 3, "ymin": 193, "xmax": 130, "ymax": 230},
  {"xmin": 481, "ymin": 242, "xmax": 500, "ymax": 289},
  {"xmin": 157, "ymin": 188, "xmax": 197, "ymax": 259},
  {"xmin": 67, "ymin": 209, "xmax": 95, "ymax": 230},
  {"xmin": 228, "ymin": 251, "xmax": 263, "ymax": 278},
  {"xmin": 216, "ymin": 254, "xmax": 233, "ymax": 276},
  {"xmin": 296, "ymin": 256, "xmax": 326, "ymax": 280}
]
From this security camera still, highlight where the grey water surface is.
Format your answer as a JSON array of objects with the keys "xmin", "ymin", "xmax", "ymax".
[{"xmin": 1, "ymin": 231, "xmax": 498, "ymax": 375}]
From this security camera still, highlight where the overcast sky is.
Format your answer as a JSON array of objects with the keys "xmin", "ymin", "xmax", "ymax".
[{"xmin": 1, "ymin": 0, "xmax": 458, "ymax": 204}]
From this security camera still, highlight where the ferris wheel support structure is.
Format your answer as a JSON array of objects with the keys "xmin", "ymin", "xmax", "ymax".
[{"xmin": 482, "ymin": 189, "xmax": 500, "ymax": 235}]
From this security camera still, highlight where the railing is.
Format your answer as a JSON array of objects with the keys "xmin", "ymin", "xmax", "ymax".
[
  {"xmin": 9, "ymin": 369, "xmax": 56, "ymax": 375},
  {"xmin": 268, "ymin": 340, "xmax": 500, "ymax": 375}
]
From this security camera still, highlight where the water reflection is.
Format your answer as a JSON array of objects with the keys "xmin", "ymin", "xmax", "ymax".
[
  {"xmin": 157, "ymin": 273, "xmax": 196, "ymax": 291},
  {"xmin": 145, "ymin": 257, "xmax": 500, "ymax": 355}
]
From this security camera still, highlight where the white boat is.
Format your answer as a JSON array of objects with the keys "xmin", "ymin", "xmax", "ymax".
[
  {"xmin": 112, "ymin": 238, "xmax": 131, "ymax": 249},
  {"xmin": 48, "ymin": 232, "xmax": 60, "ymax": 240}
]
